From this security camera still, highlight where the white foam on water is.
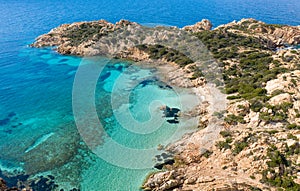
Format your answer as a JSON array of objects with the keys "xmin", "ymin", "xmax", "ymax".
[
  {"xmin": 24, "ymin": 132, "xmax": 54, "ymax": 153},
  {"xmin": 0, "ymin": 161, "xmax": 24, "ymax": 174}
]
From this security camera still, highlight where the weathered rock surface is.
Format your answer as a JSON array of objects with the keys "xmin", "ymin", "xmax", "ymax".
[
  {"xmin": 142, "ymin": 170, "xmax": 185, "ymax": 191},
  {"xmin": 227, "ymin": 100, "xmax": 250, "ymax": 116},
  {"xmin": 31, "ymin": 19, "xmax": 141, "ymax": 56},
  {"xmin": 216, "ymin": 18, "xmax": 300, "ymax": 48},
  {"xmin": 269, "ymin": 93, "xmax": 292, "ymax": 106},
  {"xmin": 31, "ymin": 18, "xmax": 300, "ymax": 58},
  {"xmin": 183, "ymin": 19, "xmax": 212, "ymax": 33}
]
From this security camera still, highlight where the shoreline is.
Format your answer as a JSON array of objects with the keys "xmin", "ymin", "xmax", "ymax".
[{"xmin": 28, "ymin": 18, "xmax": 300, "ymax": 190}]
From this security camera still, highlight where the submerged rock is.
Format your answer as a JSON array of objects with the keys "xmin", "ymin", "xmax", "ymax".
[
  {"xmin": 0, "ymin": 178, "xmax": 19, "ymax": 191},
  {"xmin": 0, "ymin": 117, "xmax": 10, "ymax": 126},
  {"xmin": 0, "ymin": 112, "xmax": 17, "ymax": 126},
  {"xmin": 29, "ymin": 176, "xmax": 58, "ymax": 191},
  {"xmin": 166, "ymin": 119, "xmax": 179, "ymax": 124},
  {"xmin": 0, "ymin": 169, "xmax": 30, "ymax": 190},
  {"xmin": 21, "ymin": 122, "xmax": 82, "ymax": 175}
]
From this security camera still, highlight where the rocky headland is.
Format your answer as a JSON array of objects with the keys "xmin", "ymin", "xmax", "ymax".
[{"xmin": 29, "ymin": 18, "xmax": 300, "ymax": 191}]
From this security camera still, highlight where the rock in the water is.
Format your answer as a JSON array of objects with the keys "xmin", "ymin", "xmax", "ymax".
[
  {"xmin": 160, "ymin": 105, "xmax": 180, "ymax": 118},
  {"xmin": 154, "ymin": 158, "xmax": 175, "ymax": 170},
  {"xmin": 159, "ymin": 105, "xmax": 181, "ymax": 124},
  {"xmin": 154, "ymin": 153, "xmax": 175, "ymax": 170}
]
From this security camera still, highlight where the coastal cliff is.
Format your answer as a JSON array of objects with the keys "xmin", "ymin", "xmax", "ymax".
[
  {"xmin": 31, "ymin": 19, "xmax": 300, "ymax": 191},
  {"xmin": 31, "ymin": 18, "xmax": 300, "ymax": 56}
]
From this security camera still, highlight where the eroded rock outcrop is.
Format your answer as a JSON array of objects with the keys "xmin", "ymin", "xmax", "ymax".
[
  {"xmin": 216, "ymin": 18, "xmax": 300, "ymax": 48},
  {"xmin": 31, "ymin": 18, "xmax": 300, "ymax": 57},
  {"xmin": 183, "ymin": 19, "xmax": 212, "ymax": 33},
  {"xmin": 31, "ymin": 19, "xmax": 141, "ymax": 56},
  {"xmin": 142, "ymin": 170, "xmax": 185, "ymax": 191}
]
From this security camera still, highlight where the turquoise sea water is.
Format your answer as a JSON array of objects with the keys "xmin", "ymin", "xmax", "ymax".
[
  {"xmin": 1, "ymin": 47, "xmax": 200, "ymax": 190},
  {"xmin": 0, "ymin": 0, "xmax": 300, "ymax": 190}
]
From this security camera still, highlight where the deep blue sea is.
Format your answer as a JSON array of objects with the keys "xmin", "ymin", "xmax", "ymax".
[{"xmin": 0, "ymin": 0, "xmax": 299, "ymax": 190}]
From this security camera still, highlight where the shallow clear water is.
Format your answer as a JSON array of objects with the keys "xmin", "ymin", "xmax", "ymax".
[
  {"xmin": 0, "ymin": 47, "xmax": 200, "ymax": 190},
  {"xmin": 0, "ymin": 0, "xmax": 299, "ymax": 190}
]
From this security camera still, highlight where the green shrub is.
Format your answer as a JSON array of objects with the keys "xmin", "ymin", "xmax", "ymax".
[
  {"xmin": 249, "ymin": 98, "xmax": 264, "ymax": 112},
  {"xmin": 268, "ymin": 130, "xmax": 279, "ymax": 134},
  {"xmin": 213, "ymin": 111, "xmax": 225, "ymax": 119},
  {"xmin": 225, "ymin": 114, "xmax": 246, "ymax": 125},
  {"xmin": 227, "ymin": 95, "xmax": 242, "ymax": 100},
  {"xmin": 287, "ymin": 133, "xmax": 298, "ymax": 141},
  {"xmin": 62, "ymin": 23, "xmax": 105, "ymax": 46},
  {"xmin": 287, "ymin": 123, "xmax": 300, "ymax": 130},
  {"xmin": 291, "ymin": 79, "xmax": 297, "ymax": 86},
  {"xmin": 195, "ymin": 26, "xmax": 291, "ymax": 108},
  {"xmin": 135, "ymin": 44, "xmax": 193, "ymax": 67},
  {"xmin": 216, "ymin": 138, "xmax": 232, "ymax": 150},
  {"xmin": 261, "ymin": 146, "xmax": 300, "ymax": 190},
  {"xmin": 284, "ymin": 142, "xmax": 300, "ymax": 156},
  {"xmin": 259, "ymin": 102, "xmax": 293, "ymax": 123},
  {"xmin": 232, "ymin": 141, "xmax": 248, "ymax": 155},
  {"xmin": 220, "ymin": 131, "xmax": 231, "ymax": 138},
  {"xmin": 202, "ymin": 150, "xmax": 213, "ymax": 158}
]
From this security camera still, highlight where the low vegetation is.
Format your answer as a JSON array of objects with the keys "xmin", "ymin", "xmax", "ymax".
[
  {"xmin": 62, "ymin": 23, "xmax": 105, "ymax": 46},
  {"xmin": 224, "ymin": 114, "xmax": 246, "ymax": 125},
  {"xmin": 196, "ymin": 30, "xmax": 288, "ymax": 103},
  {"xmin": 135, "ymin": 44, "xmax": 193, "ymax": 67},
  {"xmin": 261, "ymin": 145, "xmax": 300, "ymax": 190},
  {"xmin": 259, "ymin": 102, "xmax": 293, "ymax": 123}
]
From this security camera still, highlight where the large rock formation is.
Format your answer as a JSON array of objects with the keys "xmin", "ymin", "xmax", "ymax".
[
  {"xmin": 182, "ymin": 19, "xmax": 212, "ymax": 33},
  {"xmin": 31, "ymin": 19, "xmax": 141, "ymax": 56},
  {"xmin": 142, "ymin": 170, "xmax": 185, "ymax": 191},
  {"xmin": 31, "ymin": 18, "xmax": 300, "ymax": 58},
  {"xmin": 269, "ymin": 93, "xmax": 292, "ymax": 106},
  {"xmin": 215, "ymin": 18, "xmax": 300, "ymax": 48}
]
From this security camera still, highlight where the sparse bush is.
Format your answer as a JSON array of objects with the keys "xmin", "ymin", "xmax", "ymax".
[
  {"xmin": 287, "ymin": 123, "xmax": 300, "ymax": 130},
  {"xmin": 259, "ymin": 102, "xmax": 293, "ymax": 123},
  {"xmin": 261, "ymin": 146, "xmax": 300, "ymax": 190},
  {"xmin": 287, "ymin": 133, "xmax": 298, "ymax": 141},
  {"xmin": 220, "ymin": 131, "xmax": 231, "ymax": 138},
  {"xmin": 224, "ymin": 114, "xmax": 246, "ymax": 125},
  {"xmin": 135, "ymin": 44, "xmax": 193, "ymax": 67},
  {"xmin": 232, "ymin": 141, "xmax": 248, "ymax": 155},
  {"xmin": 216, "ymin": 137, "xmax": 232, "ymax": 150},
  {"xmin": 202, "ymin": 150, "xmax": 213, "ymax": 158}
]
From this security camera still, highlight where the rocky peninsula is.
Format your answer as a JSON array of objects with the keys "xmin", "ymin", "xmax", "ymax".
[{"xmin": 29, "ymin": 19, "xmax": 300, "ymax": 191}]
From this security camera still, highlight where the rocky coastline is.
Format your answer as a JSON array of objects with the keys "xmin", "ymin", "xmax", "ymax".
[
  {"xmin": 28, "ymin": 19, "xmax": 300, "ymax": 190},
  {"xmin": 31, "ymin": 18, "xmax": 300, "ymax": 56}
]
